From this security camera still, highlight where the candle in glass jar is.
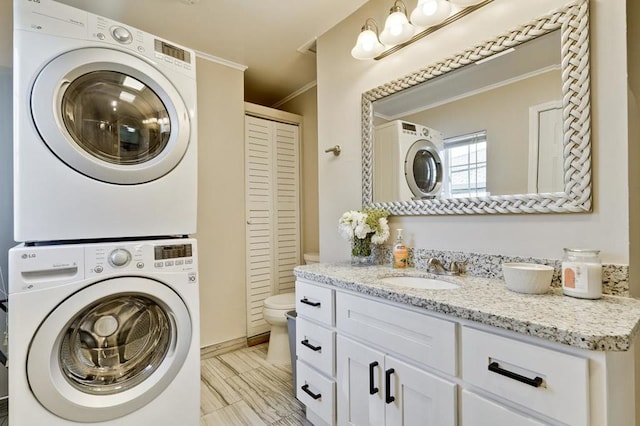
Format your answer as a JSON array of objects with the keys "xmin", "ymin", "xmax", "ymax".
[{"xmin": 561, "ymin": 248, "xmax": 602, "ymax": 299}]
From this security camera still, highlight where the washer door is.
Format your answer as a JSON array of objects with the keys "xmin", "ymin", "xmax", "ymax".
[
  {"xmin": 31, "ymin": 48, "xmax": 191, "ymax": 184},
  {"xmin": 404, "ymin": 139, "xmax": 444, "ymax": 199},
  {"xmin": 27, "ymin": 277, "xmax": 192, "ymax": 423}
]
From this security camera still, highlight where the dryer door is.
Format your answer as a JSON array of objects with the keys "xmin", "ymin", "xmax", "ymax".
[
  {"xmin": 31, "ymin": 48, "xmax": 191, "ymax": 184},
  {"xmin": 27, "ymin": 276, "xmax": 192, "ymax": 423}
]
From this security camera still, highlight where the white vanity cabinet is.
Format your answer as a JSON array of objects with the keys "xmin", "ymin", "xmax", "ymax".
[{"xmin": 295, "ymin": 276, "xmax": 637, "ymax": 426}]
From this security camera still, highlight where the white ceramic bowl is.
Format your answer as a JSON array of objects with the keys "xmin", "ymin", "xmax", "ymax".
[{"xmin": 502, "ymin": 263, "xmax": 554, "ymax": 294}]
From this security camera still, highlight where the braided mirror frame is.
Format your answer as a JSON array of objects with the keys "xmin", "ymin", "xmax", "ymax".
[{"xmin": 362, "ymin": 0, "xmax": 591, "ymax": 215}]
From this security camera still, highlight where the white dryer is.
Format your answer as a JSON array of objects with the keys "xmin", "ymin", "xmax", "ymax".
[
  {"xmin": 373, "ymin": 120, "xmax": 445, "ymax": 201},
  {"xmin": 8, "ymin": 238, "xmax": 200, "ymax": 425},
  {"xmin": 14, "ymin": 0, "xmax": 198, "ymax": 242}
]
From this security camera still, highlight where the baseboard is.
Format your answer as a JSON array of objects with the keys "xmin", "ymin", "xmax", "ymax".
[
  {"xmin": 247, "ymin": 332, "xmax": 270, "ymax": 347},
  {"xmin": 200, "ymin": 336, "xmax": 247, "ymax": 359}
]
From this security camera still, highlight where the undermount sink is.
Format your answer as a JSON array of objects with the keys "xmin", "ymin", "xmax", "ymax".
[{"xmin": 379, "ymin": 276, "xmax": 460, "ymax": 290}]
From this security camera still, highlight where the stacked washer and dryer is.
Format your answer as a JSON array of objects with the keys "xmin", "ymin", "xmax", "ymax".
[{"xmin": 9, "ymin": 0, "xmax": 200, "ymax": 424}]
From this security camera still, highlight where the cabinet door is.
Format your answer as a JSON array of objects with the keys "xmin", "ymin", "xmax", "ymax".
[
  {"xmin": 461, "ymin": 390, "xmax": 545, "ymax": 426},
  {"xmin": 384, "ymin": 356, "xmax": 457, "ymax": 426},
  {"xmin": 337, "ymin": 335, "xmax": 385, "ymax": 426}
]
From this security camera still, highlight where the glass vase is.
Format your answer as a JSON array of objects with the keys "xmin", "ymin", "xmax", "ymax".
[{"xmin": 351, "ymin": 237, "xmax": 375, "ymax": 266}]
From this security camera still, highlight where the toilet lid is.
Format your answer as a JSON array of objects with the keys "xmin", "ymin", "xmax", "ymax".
[{"xmin": 264, "ymin": 292, "xmax": 296, "ymax": 309}]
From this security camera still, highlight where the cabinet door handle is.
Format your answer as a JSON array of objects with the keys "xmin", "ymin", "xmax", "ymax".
[
  {"xmin": 369, "ymin": 361, "xmax": 379, "ymax": 395},
  {"xmin": 301, "ymin": 339, "xmax": 321, "ymax": 352},
  {"xmin": 488, "ymin": 362, "xmax": 543, "ymax": 388},
  {"xmin": 301, "ymin": 384, "xmax": 322, "ymax": 400},
  {"xmin": 300, "ymin": 297, "xmax": 321, "ymax": 307},
  {"xmin": 385, "ymin": 368, "xmax": 395, "ymax": 404}
]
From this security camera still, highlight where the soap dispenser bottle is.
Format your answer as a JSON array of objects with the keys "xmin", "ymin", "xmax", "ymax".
[{"xmin": 392, "ymin": 229, "xmax": 408, "ymax": 268}]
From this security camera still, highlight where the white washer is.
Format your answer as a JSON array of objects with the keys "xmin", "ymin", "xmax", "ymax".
[
  {"xmin": 373, "ymin": 120, "xmax": 445, "ymax": 201},
  {"xmin": 14, "ymin": 0, "xmax": 198, "ymax": 242},
  {"xmin": 8, "ymin": 238, "xmax": 200, "ymax": 425}
]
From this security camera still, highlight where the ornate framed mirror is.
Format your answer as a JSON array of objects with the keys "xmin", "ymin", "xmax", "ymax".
[{"xmin": 362, "ymin": 0, "xmax": 591, "ymax": 215}]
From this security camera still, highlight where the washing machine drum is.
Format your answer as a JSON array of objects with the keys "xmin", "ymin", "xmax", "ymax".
[
  {"xmin": 30, "ymin": 48, "xmax": 191, "ymax": 184},
  {"xmin": 27, "ymin": 277, "xmax": 192, "ymax": 423},
  {"xmin": 404, "ymin": 139, "xmax": 444, "ymax": 199}
]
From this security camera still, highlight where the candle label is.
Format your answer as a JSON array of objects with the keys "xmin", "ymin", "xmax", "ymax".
[{"xmin": 562, "ymin": 262, "xmax": 601, "ymax": 294}]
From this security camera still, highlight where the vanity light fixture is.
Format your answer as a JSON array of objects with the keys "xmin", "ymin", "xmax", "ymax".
[
  {"xmin": 379, "ymin": 0, "xmax": 415, "ymax": 46},
  {"xmin": 351, "ymin": 0, "xmax": 493, "ymax": 60}
]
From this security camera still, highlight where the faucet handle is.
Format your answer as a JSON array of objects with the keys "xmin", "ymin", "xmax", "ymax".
[
  {"xmin": 450, "ymin": 261, "xmax": 467, "ymax": 275},
  {"xmin": 427, "ymin": 258, "xmax": 446, "ymax": 273}
]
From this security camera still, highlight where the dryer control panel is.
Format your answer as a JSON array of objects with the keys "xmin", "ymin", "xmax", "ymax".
[{"xmin": 14, "ymin": 0, "xmax": 196, "ymax": 78}]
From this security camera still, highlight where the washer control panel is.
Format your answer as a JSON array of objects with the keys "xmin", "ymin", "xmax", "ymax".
[{"xmin": 85, "ymin": 239, "xmax": 197, "ymax": 276}]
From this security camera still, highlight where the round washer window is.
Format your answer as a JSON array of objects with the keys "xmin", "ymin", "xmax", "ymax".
[
  {"xmin": 59, "ymin": 294, "xmax": 171, "ymax": 395},
  {"xmin": 27, "ymin": 277, "xmax": 192, "ymax": 423},
  {"xmin": 404, "ymin": 139, "xmax": 444, "ymax": 199},
  {"xmin": 62, "ymin": 71, "xmax": 171, "ymax": 165}
]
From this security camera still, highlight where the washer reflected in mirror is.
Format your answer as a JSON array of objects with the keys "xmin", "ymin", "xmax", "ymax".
[{"xmin": 405, "ymin": 139, "xmax": 444, "ymax": 199}]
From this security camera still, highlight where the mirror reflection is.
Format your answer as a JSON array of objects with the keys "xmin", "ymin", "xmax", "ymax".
[{"xmin": 372, "ymin": 30, "xmax": 563, "ymax": 203}]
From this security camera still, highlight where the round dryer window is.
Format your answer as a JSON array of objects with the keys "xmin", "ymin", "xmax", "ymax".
[
  {"xmin": 27, "ymin": 277, "xmax": 192, "ymax": 423},
  {"xmin": 31, "ymin": 48, "xmax": 191, "ymax": 185},
  {"xmin": 61, "ymin": 71, "xmax": 171, "ymax": 166},
  {"xmin": 404, "ymin": 139, "xmax": 444, "ymax": 199}
]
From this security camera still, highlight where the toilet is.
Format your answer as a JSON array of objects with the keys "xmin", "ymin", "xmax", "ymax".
[
  {"xmin": 262, "ymin": 253, "xmax": 320, "ymax": 364},
  {"xmin": 263, "ymin": 292, "xmax": 296, "ymax": 364},
  {"xmin": 303, "ymin": 252, "xmax": 319, "ymax": 264}
]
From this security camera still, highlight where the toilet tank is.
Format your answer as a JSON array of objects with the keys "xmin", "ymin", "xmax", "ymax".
[{"xmin": 303, "ymin": 253, "xmax": 319, "ymax": 264}]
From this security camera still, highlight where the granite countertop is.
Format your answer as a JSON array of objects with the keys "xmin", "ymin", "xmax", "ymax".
[{"xmin": 293, "ymin": 263, "xmax": 640, "ymax": 351}]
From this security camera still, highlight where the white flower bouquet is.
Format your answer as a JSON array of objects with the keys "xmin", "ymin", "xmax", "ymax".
[{"xmin": 338, "ymin": 208, "xmax": 390, "ymax": 262}]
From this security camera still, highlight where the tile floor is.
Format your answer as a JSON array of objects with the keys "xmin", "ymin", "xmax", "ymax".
[
  {"xmin": 0, "ymin": 344, "xmax": 305, "ymax": 426},
  {"xmin": 200, "ymin": 343, "xmax": 307, "ymax": 425}
]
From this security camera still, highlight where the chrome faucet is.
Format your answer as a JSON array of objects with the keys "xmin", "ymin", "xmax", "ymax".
[{"xmin": 427, "ymin": 258, "xmax": 466, "ymax": 276}]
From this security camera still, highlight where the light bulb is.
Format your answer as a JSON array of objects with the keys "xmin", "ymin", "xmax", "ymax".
[
  {"xmin": 449, "ymin": 0, "xmax": 483, "ymax": 6},
  {"xmin": 411, "ymin": 0, "xmax": 451, "ymax": 28},
  {"xmin": 360, "ymin": 30, "xmax": 378, "ymax": 52},
  {"xmin": 380, "ymin": 8, "xmax": 415, "ymax": 46},
  {"xmin": 422, "ymin": 0, "xmax": 438, "ymax": 16},
  {"xmin": 351, "ymin": 25, "xmax": 385, "ymax": 60}
]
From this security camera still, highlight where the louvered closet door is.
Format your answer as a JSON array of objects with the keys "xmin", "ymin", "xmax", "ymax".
[
  {"xmin": 245, "ymin": 115, "xmax": 300, "ymax": 338},
  {"xmin": 274, "ymin": 122, "xmax": 300, "ymax": 295}
]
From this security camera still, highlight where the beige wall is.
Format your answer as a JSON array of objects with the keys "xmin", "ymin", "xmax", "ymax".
[
  {"xmin": 627, "ymin": 0, "xmax": 640, "ymax": 296},
  {"xmin": 317, "ymin": 0, "xmax": 631, "ymax": 271},
  {"xmin": 402, "ymin": 70, "xmax": 561, "ymax": 195},
  {"xmin": 279, "ymin": 86, "xmax": 320, "ymax": 257},
  {"xmin": 194, "ymin": 58, "xmax": 247, "ymax": 348},
  {"xmin": 0, "ymin": 0, "xmax": 11, "ymax": 68}
]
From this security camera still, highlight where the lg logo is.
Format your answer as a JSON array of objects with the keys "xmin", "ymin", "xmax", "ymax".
[{"xmin": 21, "ymin": 253, "xmax": 36, "ymax": 259}]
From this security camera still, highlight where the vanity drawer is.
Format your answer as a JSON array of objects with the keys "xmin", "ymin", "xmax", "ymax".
[
  {"xmin": 297, "ymin": 360, "xmax": 335, "ymax": 425},
  {"xmin": 462, "ymin": 326, "xmax": 588, "ymax": 425},
  {"xmin": 296, "ymin": 317, "xmax": 335, "ymax": 376},
  {"xmin": 462, "ymin": 390, "xmax": 545, "ymax": 426},
  {"xmin": 336, "ymin": 291, "xmax": 457, "ymax": 375},
  {"xmin": 295, "ymin": 280, "xmax": 334, "ymax": 326}
]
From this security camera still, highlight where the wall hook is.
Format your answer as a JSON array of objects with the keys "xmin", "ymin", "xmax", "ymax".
[{"xmin": 324, "ymin": 145, "xmax": 341, "ymax": 156}]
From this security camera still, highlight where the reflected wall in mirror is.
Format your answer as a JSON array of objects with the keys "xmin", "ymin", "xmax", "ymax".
[{"xmin": 362, "ymin": 0, "xmax": 591, "ymax": 215}]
